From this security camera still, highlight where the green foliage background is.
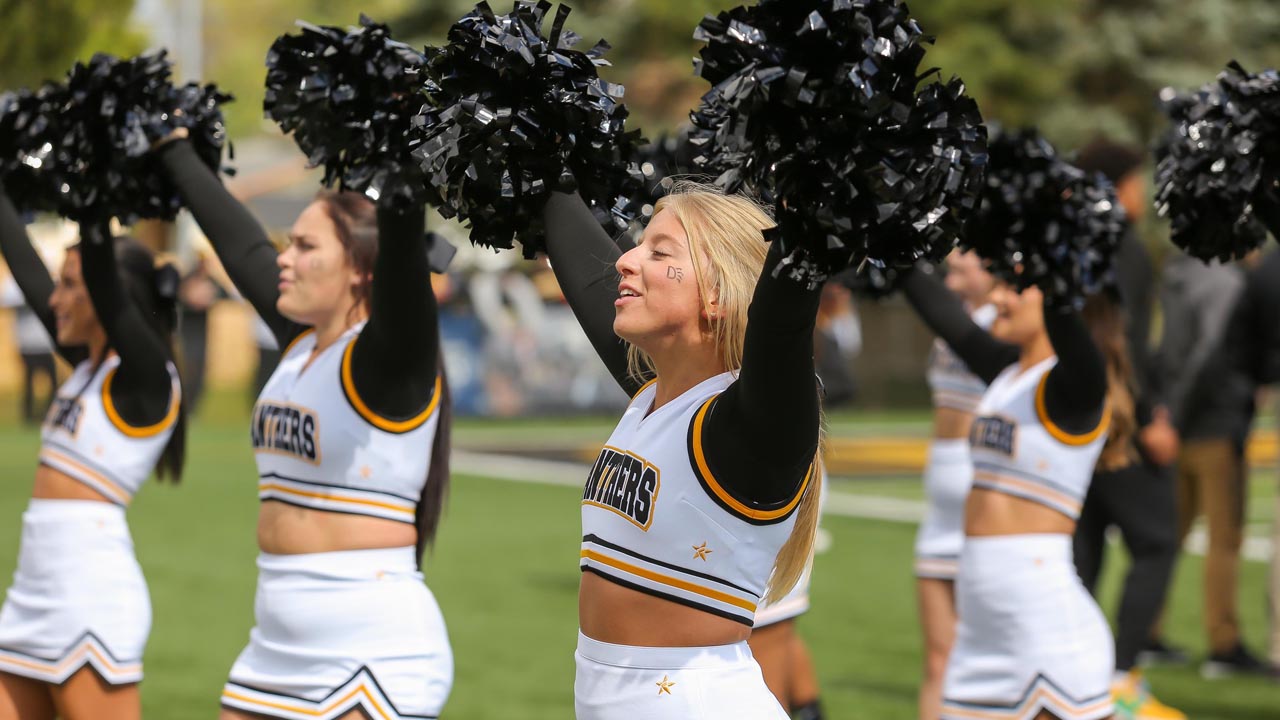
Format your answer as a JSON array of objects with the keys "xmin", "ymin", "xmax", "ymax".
[{"xmin": 3, "ymin": 1, "xmax": 1280, "ymax": 151}]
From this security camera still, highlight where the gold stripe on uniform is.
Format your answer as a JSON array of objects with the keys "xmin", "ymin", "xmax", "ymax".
[
  {"xmin": 972, "ymin": 470, "xmax": 1081, "ymax": 515},
  {"xmin": 340, "ymin": 340, "xmax": 440, "ymax": 433},
  {"xmin": 941, "ymin": 687, "xmax": 1113, "ymax": 719},
  {"xmin": 39, "ymin": 448, "xmax": 130, "ymax": 504},
  {"xmin": 258, "ymin": 483, "xmax": 414, "ymax": 517},
  {"xmin": 282, "ymin": 329, "xmax": 316, "ymax": 357},
  {"xmin": 222, "ymin": 685, "xmax": 394, "ymax": 720},
  {"xmin": 1033, "ymin": 374, "xmax": 1110, "ymax": 447},
  {"xmin": 101, "ymin": 367, "xmax": 181, "ymax": 438},
  {"xmin": 690, "ymin": 396, "xmax": 811, "ymax": 522},
  {"xmin": 580, "ymin": 548, "xmax": 757, "ymax": 613}
]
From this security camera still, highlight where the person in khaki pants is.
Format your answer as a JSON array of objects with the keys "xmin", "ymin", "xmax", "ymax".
[
  {"xmin": 1156, "ymin": 252, "xmax": 1274, "ymax": 677},
  {"xmin": 1215, "ymin": 248, "xmax": 1280, "ymax": 667}
]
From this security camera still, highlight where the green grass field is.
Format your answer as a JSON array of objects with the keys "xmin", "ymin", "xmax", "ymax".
[{"xmin": 1, "ymin": 397, "xmax": 1279, "ymax": 718}]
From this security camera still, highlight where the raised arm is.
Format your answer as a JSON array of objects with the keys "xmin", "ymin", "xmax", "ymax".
[
  {"xmin": 345, "ymin": 206, "xmax": 439, "ymax": 421},
  {"xmin": 902, "ymin": 266, "xmax": 1019, "ymax": 384},
  {"xmin": 0, "ymin": 181, "xmax": 86, "ymax": 365},
  {"xmin": 1039, "ymin": 307, "xmax": 1108, "ymax": 434},
  {"xmin": 77, "ymin": 221, "xmax": 176, "ymax": 426},
  {"xmin": 695, "ymin": 240, "xmax": 823, "ymax": 507},
  {"xmin": 542, "ymin": 191, "xmax": 640, "ymax": 396},
  {"xmin": 153, "ymin": 138, "xmax": 305, "ymax": 348}
]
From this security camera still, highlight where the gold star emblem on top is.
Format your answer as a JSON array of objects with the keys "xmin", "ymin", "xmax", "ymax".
[
  {"xmin": 359, "ymin": 466, "xmax": 372, "ymax": 479},
  {"xmin": 656, "ymin": 675, "xmax": 675, "ymax": 696},
  {"xmin": 692, "ymin": 542, "xmax": 712, "ymax": 561}
]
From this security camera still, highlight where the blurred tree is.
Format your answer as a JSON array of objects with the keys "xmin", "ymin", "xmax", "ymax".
[
  {"xmin": 0, "ymin": 0, "xmax": 148, "ymax": 88},
  {"xmin": 202, "ymin": 0, "xmax": 412, "ymax": 137}
]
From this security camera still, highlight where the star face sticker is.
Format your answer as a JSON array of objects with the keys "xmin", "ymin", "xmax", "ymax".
[
  {"xmin": 692, "ymin": 542, "xmax": 712, "ymax": 561},
  {"xmin": 656, "ymin": 675, "xmax": 675, "ymax": 696}
]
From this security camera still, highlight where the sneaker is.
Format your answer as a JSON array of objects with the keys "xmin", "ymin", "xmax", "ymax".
[
  {"xmin": 1136, "ymin": 638, "xmax": 1190, "ymax": 667},
  {"xmin": 1200, "ymin": 644, "xmax": 1276, "ymax": 679},
  {"xmin": 1111, "ymin": 670, "xmax": 1186, "ymax": 720}
]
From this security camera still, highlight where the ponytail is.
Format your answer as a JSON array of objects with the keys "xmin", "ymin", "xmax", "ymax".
[
  {"xmin": 764, "ymin": 410, "xmax": 826, "ymax": 604},
  {"xmin": 415, "ymin": 364, "xmax": 453, "ymax": 564}
]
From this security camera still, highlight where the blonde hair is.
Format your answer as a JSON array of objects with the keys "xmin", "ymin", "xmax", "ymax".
[{"xmin": 625, "ymin": 180, "xmax": 824, "ymax": 604}]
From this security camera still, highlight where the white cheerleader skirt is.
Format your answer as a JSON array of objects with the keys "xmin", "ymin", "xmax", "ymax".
[
  {"xmin": 222, "ymin": 547, "xmax": 452, "ymax": 720},
  {"xmin": 914, "ymin": 439, "xmax": 972, "ymax": 580},
  {"xmin": 574, "ymin": 631, "xmax": 788, "ymax": 719},
  {"xmin": 941, "ymin": 535, "xmax": 1113, "ymax": 720},
  {"xmin": 0, "ymin": 499, "xmax": 150, "ymax": 685}
]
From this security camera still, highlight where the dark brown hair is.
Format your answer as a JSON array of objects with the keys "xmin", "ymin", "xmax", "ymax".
[
  {"xmin": 316, "ymin": 190, "xmax": 379, "ymax": 323},
  {"xmin": 73, "ymin": 236, "xmax": 187, "ymax": 483},
  {"xmin": 1082, "ymin": 291, "xmax": 1136, "ymax": 471},
  {"xmin": 314, "ymin": 190, "xmax": 453, "ymax": 562}
]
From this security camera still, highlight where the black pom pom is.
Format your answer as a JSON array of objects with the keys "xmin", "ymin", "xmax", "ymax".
[
  {"xmin": 963, "ymin": 129, "xmax": 1125, "ymax": 310},
  {"xmin": 413, "ymin": 1, "xmax": 644, "ymax": 256},
  {"xmin": 1154, "ymin": 62, "xmax": 1280, "ymax": 262},
  {"xmin": 838, "ymin": 260, "xmax": 907, "ymax": 301},
  {"xmin": 0, "ymin": 50, "xmax": 232, "ymax": 223},
  {"xmin": 689, "ymin": 0, "xmax": 988, "ymax": 288},
  {"xmin": 265, "ymin": 15, "xmax": 428, "ymax": 208}
]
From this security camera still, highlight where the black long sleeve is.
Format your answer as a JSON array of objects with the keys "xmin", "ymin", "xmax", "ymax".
[
  {"xmin": 154, "ymin": 139, "xmax": 305, "ymax": 349},
  {"xmin": 1040, "ymin": 307, "xmax": 1108, "ymax": 434},
  {"xmin": 902, "ymin": 266, "xmax": 1019, "ymax": 384},
  {"xmin": 78, "ymin": 221, "xmax": 175, "ymax": 425},
  {"xmin": 698, "ymin": 241, "xmax": 823, "ymax": 505},
  {"xmin": 542, "ymin": 191, "xmax": 641, "ymax": 396},
  {"xmin": 346, "ymin": 206, "xmax": 439, "ymax": 418},
  {"xmin": 0, "ymin": 183, "xmax": 86, "ymax": 365}
]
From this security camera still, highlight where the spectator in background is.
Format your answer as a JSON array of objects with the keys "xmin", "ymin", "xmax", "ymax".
[
  {"xmin": 1213, "ymin": 247, "xmax": 1280, "ymax": 670},
  {"xmin": 1156, "ymin": 246, "xmax": 1272, "ymax": 678},
  {"xmin": 814, "ymin": 282, "xmax": 861, "ymax": 407},
  {"xmin": 1071, "ymin": 139, "xmax": 1185, "ymax": 719},
  {"xmin": 1, "ymin": 274, "xmax": 56, "ymax": 424}
]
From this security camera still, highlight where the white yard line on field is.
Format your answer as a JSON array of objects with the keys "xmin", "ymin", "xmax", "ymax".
[{"xmin": 454, "ymin": 450, "xmax": 1275, "ymax": 563}]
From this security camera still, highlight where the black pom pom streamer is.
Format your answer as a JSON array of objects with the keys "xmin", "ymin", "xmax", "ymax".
[
  {"xmin": 963, "ymin": 129, "xmax": 1124, "ymax": 310},
  {"xmin": 837, "ymin": 260, "xmax": 906, "ymax": 301},
  {"xmin": 0, "ymin": 50, "xmax": 232, "ymax": 223},
  {"xmin": 688, "ymin": 0, "xmax": 988, "ymax": 288},
  {"xmin": 265, "ymin": 15, "xmax": 429, "ymax": 208},
  {"xmin": 413, "ymin": 1, "xmax": 644, "ymax": 256},
  {"xmin": 1154, "ymin": 62, "xmax": 1280, "ymax": 262}
]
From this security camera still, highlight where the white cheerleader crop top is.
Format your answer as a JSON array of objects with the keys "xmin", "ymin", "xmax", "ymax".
[
  {"xmin": 39, "ymin": 355, "xmax": 181, "ymax": 505},
  {"xmin": 968, "ymin": 356, "xmax": 1108, "ymax": 520},
  {"xmin": 252, "ymin": 325, "xmax": 441, "ymax": 524},
  {"xmin": 580, "ymin": 372, "xmax": 813, "ymax": 626}
]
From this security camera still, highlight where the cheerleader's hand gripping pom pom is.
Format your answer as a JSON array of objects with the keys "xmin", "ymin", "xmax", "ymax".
[
  {"xmin": 413, "ymin": 1, "xmax": 644, "ymax": 256},
  {"xmin": 963, "ymin": 129, "xmax": 1124, "ymax": 311},
  {"xmin": 265, "ymin": 15, "xmax": 429, "ymax": 209},
  {"xmin": 0, "ymin": 50, "xmax": 232, "ymax": 223},
  {"xmin": 688, "ymin": 0, "xmax": 988, "ymax": 288},
  {"xmin": 1154, "ymin": 62, "xmax": 1280, "ymax": 262}
]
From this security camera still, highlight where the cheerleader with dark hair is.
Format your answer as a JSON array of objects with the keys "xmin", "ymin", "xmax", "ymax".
[
  {"xmin": 152, "ymin": 131, "xmax": 453, "ymax": 720},
  {"xmin": 0, "ymin": 183, "xmax": 185, "ymax": 720}
]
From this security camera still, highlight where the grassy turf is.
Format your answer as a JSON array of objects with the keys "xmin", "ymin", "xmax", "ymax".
[{"xmin": 0, "ymin": 403, "xmax": 1278, "ymax": 718}]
